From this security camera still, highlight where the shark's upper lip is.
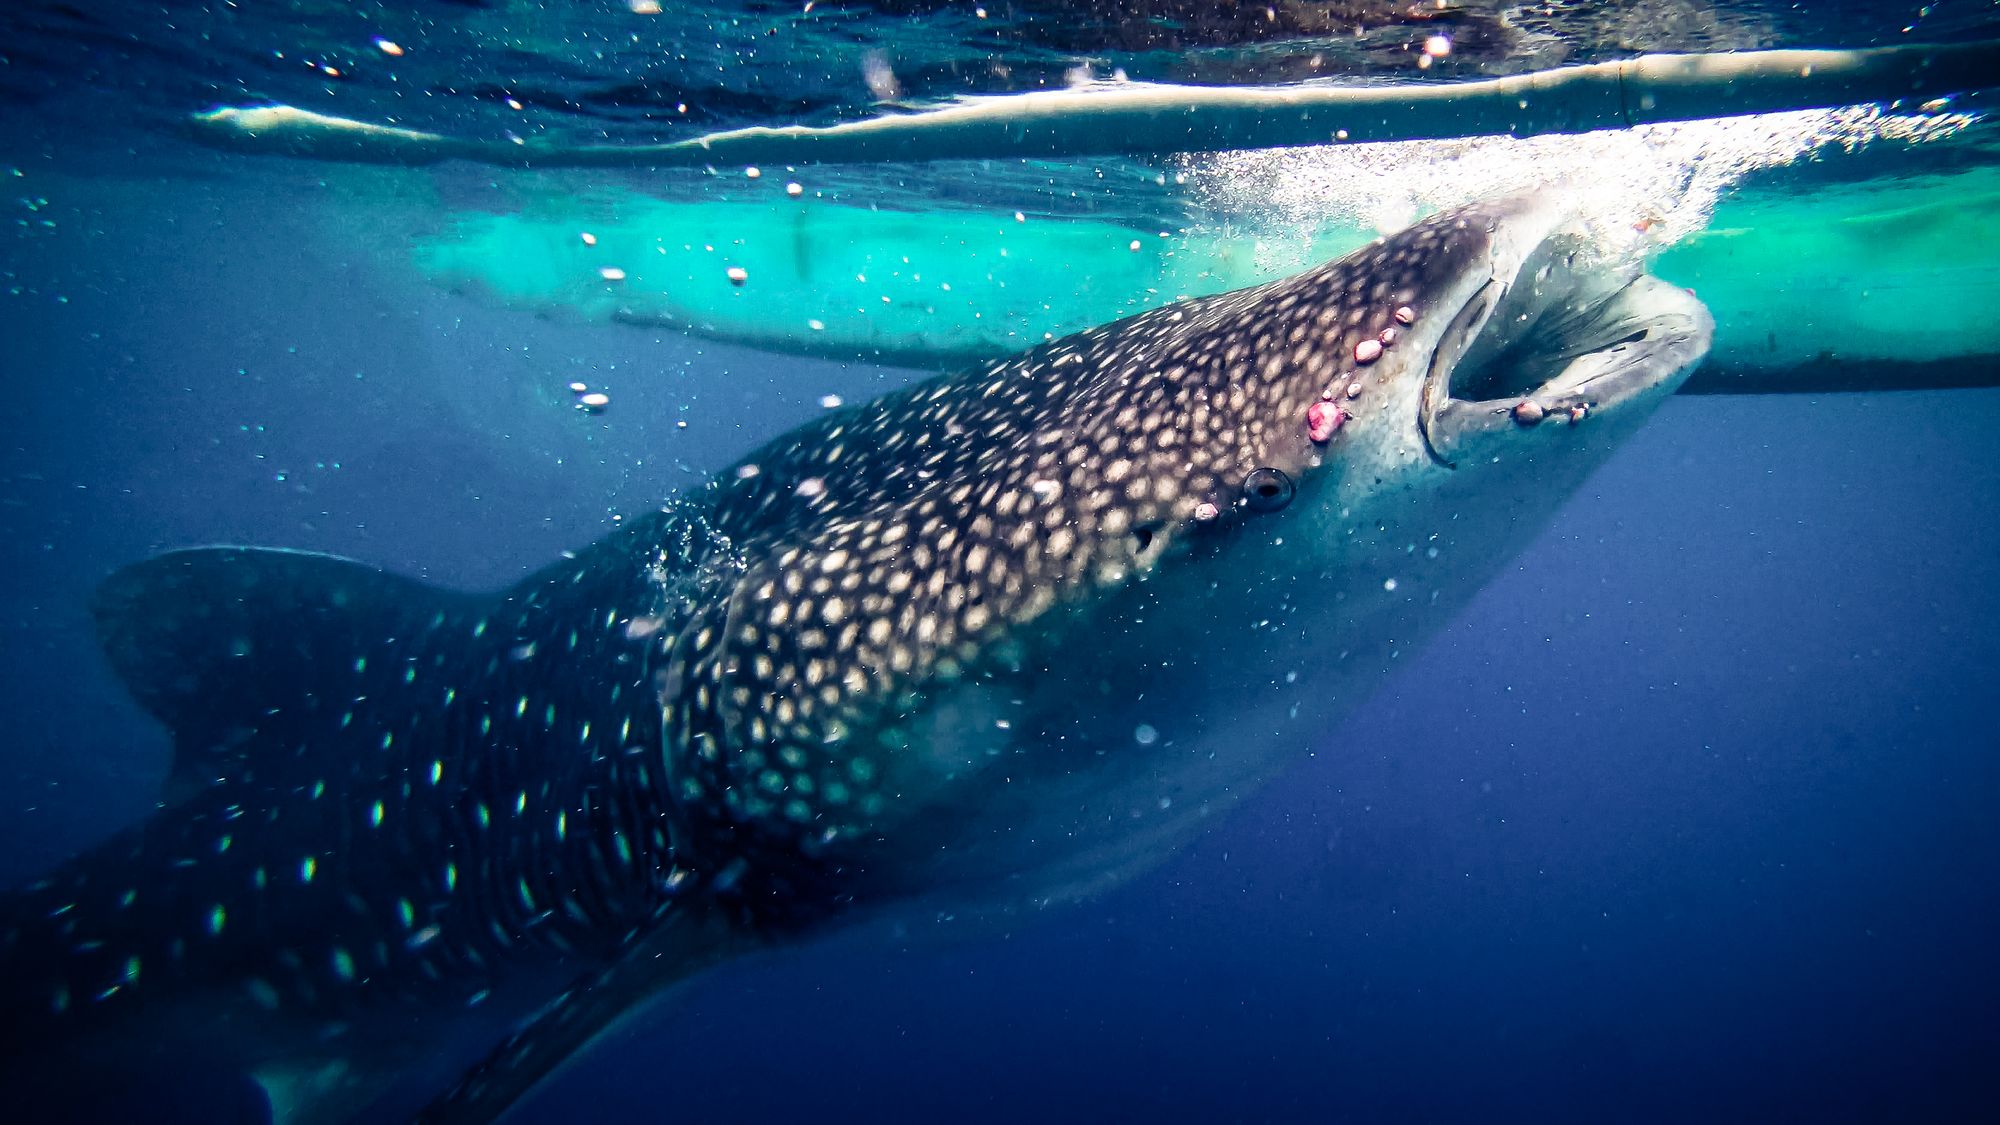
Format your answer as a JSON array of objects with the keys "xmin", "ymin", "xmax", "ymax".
[{"xmin": 1415, "ymin": 214, "xmax": 1713, "ymax": 467}]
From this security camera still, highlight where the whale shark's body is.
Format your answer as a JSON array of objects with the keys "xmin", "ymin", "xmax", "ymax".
[{"xmin": 0, "ymin": 193, "xmax": 1711, "ymax": 1123}]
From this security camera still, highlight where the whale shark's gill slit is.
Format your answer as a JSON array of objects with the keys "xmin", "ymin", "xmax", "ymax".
[{"xmin": 1130, "ymin": 522, "xmax": 1163, "ymax": 558}]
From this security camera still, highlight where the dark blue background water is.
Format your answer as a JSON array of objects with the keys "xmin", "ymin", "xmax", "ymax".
[{"xmin": 3, "ymin": 156, "xmax": 1996, "ymax": 1122}]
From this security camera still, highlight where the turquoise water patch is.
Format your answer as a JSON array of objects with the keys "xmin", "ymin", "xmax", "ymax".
[
  {"xmin": 416, "ymin": 197, "xmax": 1307, "ymax": 367},
  {"xmin": 1653, "ymin": 166, "xmax": 2000, "ymax": 371},
  {"xmin": 414, "ymin": 168, "xmax": 2000, "ymax": 383}
]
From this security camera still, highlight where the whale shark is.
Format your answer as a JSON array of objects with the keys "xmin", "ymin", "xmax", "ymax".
[{"xmin": 0, "ymin": 192, "xmax": 1711, "ymax": 1123}]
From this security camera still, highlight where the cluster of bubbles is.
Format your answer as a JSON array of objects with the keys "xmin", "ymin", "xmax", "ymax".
[{"xmin": 1178, "ymin": 103, "xmax": 1976, "ymax": 262}]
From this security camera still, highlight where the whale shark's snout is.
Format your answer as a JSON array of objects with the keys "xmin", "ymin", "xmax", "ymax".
[{"xmin": 1412, "ymin": 193, "xmax": 1714, "ymax": 467}]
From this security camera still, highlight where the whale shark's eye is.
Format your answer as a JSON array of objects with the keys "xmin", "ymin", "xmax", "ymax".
[
  {"xmin": 1241, "ymin": 467, "xmax": 1294, "ymax": 513},
  {"xmin": 1130, "ymin": 522, "xmax": 1162, "ymax": 556}
]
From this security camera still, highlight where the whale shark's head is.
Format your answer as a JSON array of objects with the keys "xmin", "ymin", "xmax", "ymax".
[
  {"xmin": 1171, "ymin": 190, "xmax": 1713, "ymax": 535},
  {"xmin": 679, "ymin": 191, "xmax": 1713, "ymax": 912}
]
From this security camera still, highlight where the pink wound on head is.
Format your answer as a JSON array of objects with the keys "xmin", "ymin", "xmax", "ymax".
[{"xmin": 1307, "ymin": 400, "xmax": 1346, "ymax": 442}]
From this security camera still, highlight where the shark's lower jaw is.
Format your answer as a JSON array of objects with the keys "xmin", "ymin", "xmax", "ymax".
[{"xmin": 1417, "ymin": 228, "xmax": 1715, "ymax": 468}]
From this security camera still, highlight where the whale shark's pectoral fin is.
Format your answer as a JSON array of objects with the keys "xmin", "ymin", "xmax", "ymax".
[{"xmin": 417, "ymin": 909, "xmax": 748, "ymax": 1125}]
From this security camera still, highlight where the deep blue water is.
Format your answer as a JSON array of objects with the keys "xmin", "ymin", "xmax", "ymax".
[{"xmin": 2, "ymin": 149, "xmax": 1996, "ymax": 1122}]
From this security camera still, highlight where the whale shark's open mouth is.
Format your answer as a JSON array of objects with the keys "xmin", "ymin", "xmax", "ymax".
[{"xmin": 1417, "ymin": 211, "xmax": 1713, "ymax": 467}]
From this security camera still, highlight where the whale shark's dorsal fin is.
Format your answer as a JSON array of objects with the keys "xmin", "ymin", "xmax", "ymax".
[
  {"xmin": 10, "ymin": 520, "xmax": 737, "ymax": 1121},
  {"xmin": 90, "ymin": 547, "xmax": 486, "ymax": 804}
]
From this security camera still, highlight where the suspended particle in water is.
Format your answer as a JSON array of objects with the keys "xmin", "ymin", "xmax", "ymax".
[
  {"xmin": 578, "ymin": 392, "xmax": 611, "ymax": 412},
  {"xmin": 726, "ymin": 266, "xmax": 749, "ymax": 286}
]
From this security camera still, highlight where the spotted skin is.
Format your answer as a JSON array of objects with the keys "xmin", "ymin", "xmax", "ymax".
[
  {"xmin": 1, "ymin": 518, "xmax": 730, "ymax": 1119},
  {"xmin": 0, "ymin": 195, "xmax": 1710, "ymax": 1123},
  {"xmin": 673, "ymin": 214, "xmax": 1486, "ymax": 869}
]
